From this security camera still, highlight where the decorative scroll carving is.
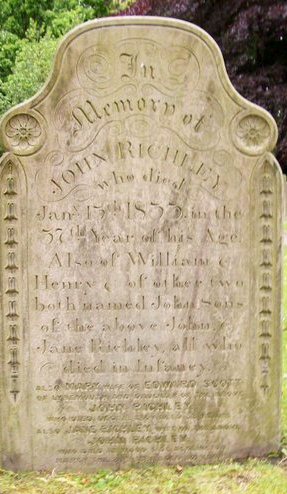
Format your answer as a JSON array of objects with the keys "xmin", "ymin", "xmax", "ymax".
[{"xmin": 76, "ymin": 39, "xmax": 200, "ymax": 95}]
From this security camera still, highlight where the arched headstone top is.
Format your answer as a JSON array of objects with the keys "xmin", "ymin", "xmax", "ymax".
[{"xmin": 0, "ymin": 16, "xmax": 278, "ymax": 159}]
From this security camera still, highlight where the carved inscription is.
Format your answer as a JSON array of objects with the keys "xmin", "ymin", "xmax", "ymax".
[{"xmin": 32, "ymin": 151, "xmax": 249, "ymax": 466}]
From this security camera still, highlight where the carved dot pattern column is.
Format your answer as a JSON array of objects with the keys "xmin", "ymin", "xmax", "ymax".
[
  {"xmin": 253, "ymin": 157, "xmax": 280, "ymax": 397},
  {"xmin": 259, "ymin": 162, "xmax": 274, "ymax": 394},
  {"xmin": 2, "ymin": 161, "xmax": 20, "ymax": 402}
]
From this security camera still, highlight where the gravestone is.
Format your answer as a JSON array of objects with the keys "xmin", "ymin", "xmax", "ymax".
[{"xmin": 0, "ymin": 17, "xmax": 283, "ymax": 470}]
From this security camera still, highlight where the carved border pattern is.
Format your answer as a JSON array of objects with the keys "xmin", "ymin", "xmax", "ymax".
[
  {"xmin": 254, "ymin": 158, "xmax": 277, "ymax": 396},
  {"xmin": 2, "ymin": 161, "xmax": 21, "ymax": 401}
]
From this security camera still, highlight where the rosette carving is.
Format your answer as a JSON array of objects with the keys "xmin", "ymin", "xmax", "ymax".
[
  {"xmin": 4, "ymin": 112, "xmax": 44, "ymax": 155},
  {"xmin": 231, "ymin": 111, "xmax": 276, "ymax": 156}
]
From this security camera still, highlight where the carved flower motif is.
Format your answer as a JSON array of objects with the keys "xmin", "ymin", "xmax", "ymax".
[
  {"xmin": 6, "ymin": 114, "xmax": 41, "ymax": 151},
  {"xmin": 236, "ymin": 115, "xmax": 270, "ymax": 148}
]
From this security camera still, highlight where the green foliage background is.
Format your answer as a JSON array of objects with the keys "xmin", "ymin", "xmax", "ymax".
[{"xmin": 0, "ymin": 0, "xmax": 131, "ymax": 117}]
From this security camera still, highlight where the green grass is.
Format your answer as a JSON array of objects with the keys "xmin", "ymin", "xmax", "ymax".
[
  {"xmin": 1, "ymin": 234, "xmax": 287, "ymax": 492},
  {"xmin": 0, "ymin": 461, "xmax": 287, "ymax": 494}
]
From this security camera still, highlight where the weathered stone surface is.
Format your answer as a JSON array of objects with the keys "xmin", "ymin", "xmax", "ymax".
[{"xmin": 0, "ymin": 17, "xmax": 283, "ymax": 471}]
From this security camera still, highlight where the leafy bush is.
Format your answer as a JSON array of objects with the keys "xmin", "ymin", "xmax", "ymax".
[
  {"xmin": 0, "ymin": 30, "xmax": 21, "ymax": 80},
  {"xmin": 43, "ymin": 5, "xmax": 94, "ymax": 38},
  {"xmin": 0, "ymin": 0, "xmax": 54, "ymax": 38},
  {"xmin": 0, "ymin": 0, "xmax": 114, "ymax": 38},
  {"xmin": 0, "ymin": 0, "xmax": 116, "ymax": 117},
  {"xmin": 0, "ymin": 25, "xmax": 57, "ymax": 115}
]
